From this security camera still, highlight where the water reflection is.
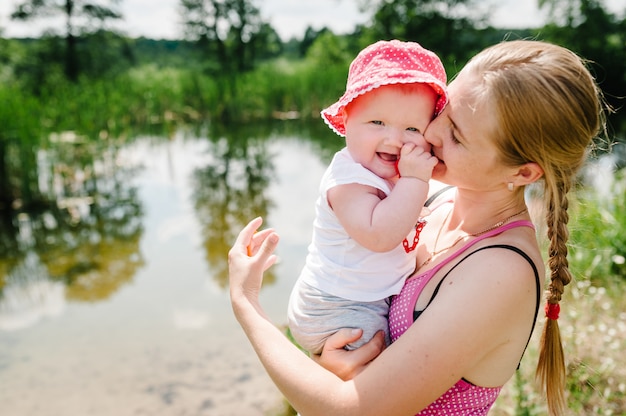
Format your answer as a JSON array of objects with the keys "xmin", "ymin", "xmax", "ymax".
[
  {"xmin": 192, "ymin": 123, "xmax": 278, "ymax": 288},
  {"xmin": 0, "ymin": 133, "xmax": 145, "ymax": 330},
  {"xmin": 0, "ymin": 253, "xmax": 65, "ymax": 331},
  {"xmin": 0, "ymin": 120, "xmax": 341, "ymax": 415},
  {"xmin": 0, "ymin": 120, "xmax": 338, "ymax": 332}
]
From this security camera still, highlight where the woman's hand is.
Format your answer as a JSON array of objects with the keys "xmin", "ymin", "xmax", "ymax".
[
  {"xmin": 312, "ymin": 329, "xmax": 386, "ymax": 380},
  {"xmin": 228, "ymin": 217, "xmax": 279, "ymax": 307}
]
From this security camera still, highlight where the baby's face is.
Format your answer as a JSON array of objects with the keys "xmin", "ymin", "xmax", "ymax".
[{"xmin": 343, "ymin": 84, "xmax": 437, "ymax": 180}]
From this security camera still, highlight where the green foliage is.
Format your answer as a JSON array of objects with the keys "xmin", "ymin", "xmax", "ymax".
[
  {"xmin": 180, "ymin": 0, "xmax": 280, "ymax": 73},
  {"xmin": 360, "ymin": 0, "xmax": 490, "ymax": 65},
  {"xmin": 0, "ymin": 84, "xmax": 45, "ymax": 208},
  {"xmin": 10, "ymin": 32, "xmax": 135, "ymax": 93},
  {"xmin": 234, "ymin": 56, "xmax": 347, "ymax": 120},
  {"xmin": 128, "ymin": 38, "xmax": 197, "ymax": 67},
  {"xmin": 10, "ymin": 1, "xmax": 123, "ymax": 81},
  {"xmin": 569, "ymin": 166, "xmax": 626, "ymax": 283},
  {"xmin": 559, "ymin": 166, "xmax": 626, "ymax": 413},
  {"xmin": 2, "ymin": 0, "xmax": 624, "ymax": 130},
  {"xmin": 304, "ymin": 31, "xmax": 354, "ymax": 68},
  {"xmin": 534, "ymin": 0, "xmax": 626, "ymax": 134},
  {"xmin": 0, "ymin": 84, "xmax": 42, "ymax": 144}
]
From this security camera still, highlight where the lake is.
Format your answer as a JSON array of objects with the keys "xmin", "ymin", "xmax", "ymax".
[{"xmin": 0, "ymin": 125, "xmax": 338, "ymax": 415}]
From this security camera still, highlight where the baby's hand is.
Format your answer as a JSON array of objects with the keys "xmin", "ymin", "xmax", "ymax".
[{"xmin": 397, "ymin": 143, "xmax": 437, "ymax": 182}]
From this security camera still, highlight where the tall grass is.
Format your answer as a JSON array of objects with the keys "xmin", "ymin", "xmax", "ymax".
[
  {"xmin": 1, "ymin": 58, "xmax": 348, "ymax": 140},
  {"xmin": 223, "ymin": 58, "xmax": 347, "ymax": 121},
  {"xmin": 0, "ymin": 84, "xmax": 42, "ymax": 143},
  {"xmin": 0, "ymin": 85, "xmax": 45, "ymax": 206},
  {"xmin": 36, "ymin": 66, "xmax": 196, "ymax": 135}
]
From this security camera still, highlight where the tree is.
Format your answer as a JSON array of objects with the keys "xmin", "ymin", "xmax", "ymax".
[
  {"xmin": 299, "ymin": 26, "xmax": 331, "ymax": 58},
  {"xmin": 537, "ymin": 0, "xmax": 626, "ymax": 135},
  {"xmin": 357, "ymin": 0, "xmax": 489, "ymax": 66},
  {"xmin": 179, "ymin": 0, "xmax": 279, "ymax": 121},
  {"xmin": 249, "ymin": 22, "xmax": 282, "ymax": 61},
  {"xmin": 11, "ymin": 0, "xmax": 123, "ymax": 81},
  {"xmin": 180, "ymin": 0, "xmax": 270, "ymax": 73}
]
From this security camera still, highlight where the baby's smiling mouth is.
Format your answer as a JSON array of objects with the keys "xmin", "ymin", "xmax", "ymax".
[{"xmin": 377, "ymin": 152, "xmax": 398, "ymax": 163}]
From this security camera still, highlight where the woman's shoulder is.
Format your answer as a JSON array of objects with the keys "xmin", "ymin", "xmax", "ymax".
[
  {"xmin": 477, "ymin": 224, "xmax": 545, "ymax": 275},
  {"xmin": 444, "ymin": 230, "xmax": 544, "ymax": 303}
]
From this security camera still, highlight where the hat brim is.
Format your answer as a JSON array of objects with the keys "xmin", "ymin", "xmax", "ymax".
[{"xmin": 321, "ymin": 73, "xmax": 448, "ymax": 137}]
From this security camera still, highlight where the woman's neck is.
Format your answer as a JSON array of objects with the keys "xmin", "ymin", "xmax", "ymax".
[{"xmin": 443, "ymin": 190, "xmax": 528, "ymax": 236}]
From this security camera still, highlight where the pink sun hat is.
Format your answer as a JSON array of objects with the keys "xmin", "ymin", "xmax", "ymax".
[{"xmin": 321, "ymin": 39, "xmax": 448, "ymax": 137}]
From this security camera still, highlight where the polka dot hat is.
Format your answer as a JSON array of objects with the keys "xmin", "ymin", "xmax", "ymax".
[{"xmin": 321, "ymin": 39, "xmax": 448, "ymax": 137}]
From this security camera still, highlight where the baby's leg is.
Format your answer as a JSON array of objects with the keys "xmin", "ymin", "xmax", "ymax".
[
  {"xmin": 341, "ymin": 298, "xmax": 391, "ymax": 350},
  {"xmin": 287, "ymin": 279, "xmax": 390, "ymax": 354}
]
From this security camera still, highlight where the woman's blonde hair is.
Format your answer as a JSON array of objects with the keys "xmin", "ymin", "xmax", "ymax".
[{"xmin": 463, "ymin": 40, "xmax": 605, "ymax": 415}]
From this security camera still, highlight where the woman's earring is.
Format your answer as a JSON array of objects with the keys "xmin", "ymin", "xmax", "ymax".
[{"xmin": 508, "ymin": 182, "xmax": 514, "ymax": 192}]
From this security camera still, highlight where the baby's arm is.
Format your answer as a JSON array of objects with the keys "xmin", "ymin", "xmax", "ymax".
[{"xmin": 328, "ymin": 145, "xmax": 437, "ymax": 252}]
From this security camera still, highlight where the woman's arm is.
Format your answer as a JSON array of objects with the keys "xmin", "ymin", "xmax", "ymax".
[
  {"xmin": 229, "ymin": 218, "xmax": 361, "ymax": 412},
  {"xmin": 229, "ymin": 218, "xmax": 538, "ymax": 415}
]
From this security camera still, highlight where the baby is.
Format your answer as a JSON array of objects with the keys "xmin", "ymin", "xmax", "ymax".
[{"xmin": 288, "ymin": 40, "xmax": 448, "ymax": 354}]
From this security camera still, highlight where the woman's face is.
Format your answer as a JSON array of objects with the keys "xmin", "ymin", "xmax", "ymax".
[{"xmin": 425, "ymin": 70, "xmax": 508, "ymax": 191}]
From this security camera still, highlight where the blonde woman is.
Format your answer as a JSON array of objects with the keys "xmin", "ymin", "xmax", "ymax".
[{"xmin": 229, "ymin": 40, "xmax": 606, "ymax": 415}]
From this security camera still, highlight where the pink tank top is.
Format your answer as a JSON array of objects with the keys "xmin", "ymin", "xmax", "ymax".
[{"xmin": 388, "ymin": 219, "xmax": 538, "ymax": 415}]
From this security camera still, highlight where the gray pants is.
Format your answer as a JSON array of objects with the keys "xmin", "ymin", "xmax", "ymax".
[{"xmin": 287, "ymin": 278, "xmax": 391, "ymax": 355}]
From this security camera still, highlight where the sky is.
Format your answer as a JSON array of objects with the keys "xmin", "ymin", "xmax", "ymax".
[{"xmin": 0, "ymin": 0, "xmax": 624, "ymax": 41}]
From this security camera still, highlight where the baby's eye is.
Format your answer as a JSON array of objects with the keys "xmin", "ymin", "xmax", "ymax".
[
  {"xmin": 406, "ymin": 127, "xmax": 419, "ymax": 132},
  {"xmin": 371, "ymin": 120, "xmax": 383, "ymax": 125}
]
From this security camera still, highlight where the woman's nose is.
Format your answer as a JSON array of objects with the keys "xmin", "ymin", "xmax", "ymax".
[{"xmin": 424, "ymin": 118, "xmax": 442, "ymax": 147}]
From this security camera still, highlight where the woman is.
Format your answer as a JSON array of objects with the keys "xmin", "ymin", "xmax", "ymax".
[{"xmin": 228, "ymin": 40, "xmax": 605, "ymax": 415}]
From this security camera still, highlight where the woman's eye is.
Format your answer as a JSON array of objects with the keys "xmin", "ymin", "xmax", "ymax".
[{"xmin": 451, "ymin": 133, "xmax": 461, "ymax": 144}]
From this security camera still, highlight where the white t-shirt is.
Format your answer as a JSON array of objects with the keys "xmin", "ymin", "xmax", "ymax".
[{"xmin": 299, "ymin": 148, "xmax": 418, "ymax": 302}]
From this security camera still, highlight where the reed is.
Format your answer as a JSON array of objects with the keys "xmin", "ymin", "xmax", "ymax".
[{"xmin": 0, "ymin": 56, "xmax": 352, "ymax": 140}]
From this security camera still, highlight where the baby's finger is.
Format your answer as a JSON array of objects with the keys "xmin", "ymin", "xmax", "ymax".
[{"xmin": 400, "ymin": 142, "xmax": 417, "ymax": 156}]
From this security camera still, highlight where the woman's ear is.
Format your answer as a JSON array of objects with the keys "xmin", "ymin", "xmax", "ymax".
[{"xmin": 511, "ymin": 162, "xmax": 544, "ymax": 186}]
